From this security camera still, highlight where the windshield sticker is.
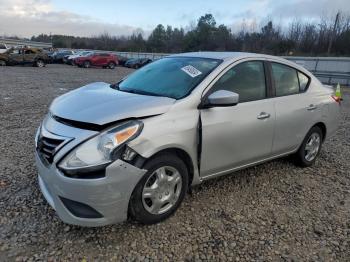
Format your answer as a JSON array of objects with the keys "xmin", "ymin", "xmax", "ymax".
[{"xmin": 181, "ymin": 65, "xmax": 202, "ymax": 78}]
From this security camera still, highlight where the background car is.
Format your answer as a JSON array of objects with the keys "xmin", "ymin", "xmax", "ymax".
[
  {"xmin": 63, "ymin": 50, "xmax": 94, "ymax": 65},
  {"xmin": 0, "ymin": 43, "xmax": 9, "ymax": 54},
  {"xmin": 74, "ymin": 53, "xmax": 118, "ymax": 69},
  {"xmin": 50, "ymin": 50, "xmax": 75, "ymax": 63},
  {"xmin": 0, "ymin": 47, "xmax": 48, "ymax": 67},
  {"xmin": 116, "ymin": 55, "xmax": 128, "ymax": 66},
  {"xmin": 124, "ymin": 58, "xmax": 152, "ymax": 69}
]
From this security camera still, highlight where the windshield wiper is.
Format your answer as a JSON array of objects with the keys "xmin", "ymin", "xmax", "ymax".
[
  {"xmin": 121, "ymin": 88, "xmax": 164, "ymax": 97},
  {"xmin": 110, "ymin": 83, "xmax": 120, "ymax": 90}
]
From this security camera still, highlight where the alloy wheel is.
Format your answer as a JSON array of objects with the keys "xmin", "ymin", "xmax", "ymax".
[
  {"xmin": 142, "ymin": 166, "xmax": 182, "ymax": 215},
  {"xmin": 304, "ymin": 133, "xmax": 321, "ymax": 161},
  {"xmin": 36, "ymin": 60, "xmax": 44, "ymax": 67}
]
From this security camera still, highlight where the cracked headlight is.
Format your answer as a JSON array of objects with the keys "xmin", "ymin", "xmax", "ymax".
[{"xmin": 58, "ymin": 121, "xmax": 143, "ymax": 170}]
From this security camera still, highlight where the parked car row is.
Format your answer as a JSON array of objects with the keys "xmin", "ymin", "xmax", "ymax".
[
  {"xmin": 53, "ymin": 49, "xmax": 152, "ymax": 69},
  {"xmin": 0, "ymin": 47, "xmax": 153, "ymax": 69}
]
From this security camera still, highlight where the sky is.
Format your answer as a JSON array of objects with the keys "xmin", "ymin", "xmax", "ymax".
[{"xmin": 0, "ymin": 0, "xmax": 349, "ymax": 38}]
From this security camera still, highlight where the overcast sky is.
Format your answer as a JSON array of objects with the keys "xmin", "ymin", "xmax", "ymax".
[{"xmin": 0, "ymin": 0, "xmax": 349, "ymax": 38}]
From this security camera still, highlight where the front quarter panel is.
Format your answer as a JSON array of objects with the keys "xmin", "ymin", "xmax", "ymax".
[{"xmin": 128, "ymin": 103, "xmax": 201, "ymax": 185}]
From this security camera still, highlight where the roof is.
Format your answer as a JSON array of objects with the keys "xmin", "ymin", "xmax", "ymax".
[{"xmin": 170, "ymin": 51, "xmax": 285, "ymax": 62}]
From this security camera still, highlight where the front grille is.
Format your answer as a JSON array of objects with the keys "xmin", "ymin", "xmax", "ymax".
[{"xmin": 37, "ymin": 136, "xmax": 64, "ymax": 164}]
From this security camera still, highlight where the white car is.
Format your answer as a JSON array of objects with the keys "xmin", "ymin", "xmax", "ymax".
[
  {"xmin": 0, "ymin": 43, "xmax": 9, "ymax": 54},
  {"xmin": 64, "ymin": 51, "xmax": 94, "ymax": 65}
]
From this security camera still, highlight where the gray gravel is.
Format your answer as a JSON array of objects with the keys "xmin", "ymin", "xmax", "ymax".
[{"xmin": 0, "ymin": 64, "xmax": 349, "ymax": 261}]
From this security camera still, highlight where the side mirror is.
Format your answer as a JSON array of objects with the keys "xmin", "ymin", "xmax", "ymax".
[{"xmin": 201, "ymin": 90, "xmax": 239, "ymax": 108}]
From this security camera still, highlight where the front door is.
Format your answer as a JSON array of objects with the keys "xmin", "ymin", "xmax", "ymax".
[
  {"xmin": 8, "ymin": 49, "xmax": 23, "ymax": 65},
  {"xmin": 200, "ymin": 60, "xmax": 275, "ymax": 177}
]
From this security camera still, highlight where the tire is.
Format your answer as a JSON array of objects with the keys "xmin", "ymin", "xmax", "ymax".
[
  {"xmin": 108, "ymin": 62, "xmax": 116, "ymax": 69},
  {"xmin": 129, "ymin": 153, "xmax": 189, "ymax": 224},
  {"xmin": 0, "ymin": 60, "xmax": 6, "ymax": 66},
  {"xmin": 134, "ymin": 64, "xmax": 139, "ymax": 69},
  {"xmin": 35, "ymin": 59, "xmax": 45, "ymax": 68},
  {"xmin": 83, "ymin": 61, "xmax": 91, "ymax": 68},
  {"xmin": 294, "ymin": 126, "xmax": 323, "ymax": 167}
]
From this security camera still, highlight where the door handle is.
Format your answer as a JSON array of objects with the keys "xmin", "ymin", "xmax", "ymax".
[
  {"xmin": 307, "ymin": 104, "xmax": 317, "ymax": 111},
  {"xmin": 257, "ymin": 112, "xmax": 270, "ymax": 120}
]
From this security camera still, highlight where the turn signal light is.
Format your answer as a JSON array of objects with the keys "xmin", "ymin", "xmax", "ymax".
[{"xmin": 115, "ymin": 126, "xmax": 138, "ymax": 144}]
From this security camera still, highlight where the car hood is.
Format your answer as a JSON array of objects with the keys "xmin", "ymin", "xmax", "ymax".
[{"xmin": 50, "ymin": 82, "xmax": 176, "ymax": 126}]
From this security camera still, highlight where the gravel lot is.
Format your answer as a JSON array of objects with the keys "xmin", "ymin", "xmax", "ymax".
[{"xmin": 0, "ymin": 64, "xmax": 349, "ymax": 261}]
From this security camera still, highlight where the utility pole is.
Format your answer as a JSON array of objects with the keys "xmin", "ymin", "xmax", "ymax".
[{"xmin": 327, "ymin": 12, "xmax": 340, "ymax": 55}]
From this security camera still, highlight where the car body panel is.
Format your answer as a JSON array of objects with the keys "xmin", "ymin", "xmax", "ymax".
[
  {"xmin": 200, "ymin": 99, "xmax": 275, "ymax": 176},
  {"xmin": 50, "ymin": 82, "xmax": 176, "ymax": 125}
]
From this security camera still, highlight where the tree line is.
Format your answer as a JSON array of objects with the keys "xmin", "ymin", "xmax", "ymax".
[{"xmin": 31, "ymin": 13, "xmax": 350, "ymax": 56}]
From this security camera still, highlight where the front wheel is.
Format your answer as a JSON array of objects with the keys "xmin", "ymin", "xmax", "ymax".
[
  {"xmin": 295, "ymin": 126, "xmax": 323, "ymax": 167},
  {"xmin": 129, "ymin": 154, "xmax": 188, "ymax": 224}
]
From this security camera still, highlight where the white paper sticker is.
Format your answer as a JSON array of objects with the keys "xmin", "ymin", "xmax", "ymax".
[{"xmin": 181, "ymin": 65, "xmax": 202, "ymax": 78}]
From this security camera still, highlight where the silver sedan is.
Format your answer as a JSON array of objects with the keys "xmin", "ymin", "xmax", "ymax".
[{"xmin": 35, "ymin": 52, "xmax": 340, "ymax": 226}]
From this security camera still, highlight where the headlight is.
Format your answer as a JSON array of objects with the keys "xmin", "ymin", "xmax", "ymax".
[{"xmin": 58, "ymin": 121, "xmax": 143, "ymax": 170}]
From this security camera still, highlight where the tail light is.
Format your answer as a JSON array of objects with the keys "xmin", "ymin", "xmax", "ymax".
[{"xmin": 331, "ymin": 95, "xmax": 341, "ymax": 104}]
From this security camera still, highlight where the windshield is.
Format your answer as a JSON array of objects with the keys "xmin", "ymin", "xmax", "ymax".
[
  {"xmin": 118, "ymin": 57, "xmax": 222, "ymax": 99},
  {"xmin": 81, "ymin": 51, "xmax": 92, "ymax": 56}
]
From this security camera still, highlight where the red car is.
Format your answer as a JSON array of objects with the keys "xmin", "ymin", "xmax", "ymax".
[{"xmin": 74, "ymin": 53, "xmax": 118, "ymax": 69}]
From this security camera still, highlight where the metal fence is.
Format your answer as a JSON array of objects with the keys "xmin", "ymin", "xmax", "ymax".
[
  {"xmin": 110, "ymin": 52, "xmax": 350, "ymax": 86},
  {"xmin": 37, "ymin": 46, "xmax": 350, "ymax": 86},
  {"xmin": 0, "ymin": 38, "xmax": 52, "ymax": 49},
  {"xmin": 284, "ymin": 57, "xmax": 350, "ymax": 86}
]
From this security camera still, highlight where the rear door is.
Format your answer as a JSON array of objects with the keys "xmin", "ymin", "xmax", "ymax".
[
  {"xmin": 269, "ymin": 62, "xmax": 320, "ymax": 154},
  {"xmin": 23, "ymin": 49, "xmax": 37, "ymax": 64},
  {"xmin": 95, "ymin": 54, "xmax": 108, "ymax": 66},
  {"xmin": 200, "ymin": 60, "xmax": 275, "ymax": 177}
]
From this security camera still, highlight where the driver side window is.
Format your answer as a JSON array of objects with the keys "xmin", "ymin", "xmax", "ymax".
[{"xmin": 211, "ymin": 61, "xmax": 266, "ymax": 103}]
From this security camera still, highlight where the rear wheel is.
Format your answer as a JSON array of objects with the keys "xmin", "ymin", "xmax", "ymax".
[
  {"xmin": 134, "ymin": 64, "xmax": 140, "ymax": 69},
  {"xmin": 295, "ymin": 126, "xmax": 323, "ymax": 167},
  {"xmin": 0, "ymin": 60, "xmax": 6, "ymax": 66},
  {"xmin": 129, "ymin": 154, "xmax": 188, "ymax": 224},
  {"xmin": 83, "ymin": 61, "xmax": 91, "ymax": 68},
  {"xmin": 35, "ymin": 59, "xmax": 45, "ymax": 68}
]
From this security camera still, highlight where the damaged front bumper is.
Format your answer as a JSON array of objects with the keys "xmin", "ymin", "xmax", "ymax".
[
  {"xmin": 35, "ymin": 115, "xmax": 147, "ymax": 227},
  {"xmin": 36, "ymin": 152, "xmax": 146, "ymax": 226}
]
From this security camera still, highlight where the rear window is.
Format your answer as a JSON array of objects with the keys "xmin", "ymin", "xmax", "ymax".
[
  {"xmin": 118, "ymin": 57, "xmax": 222, "ymax": 99},
  {"xmin": 298, "ymin": 71, "xmax": 310, "ymax": 92},
  {"xmin": 271, "ymin": 63, "xmax": 310, "ymax": 96},
  {"xmin": 271, "ymin": 63, "xmax": 300, "ymax": 96}
]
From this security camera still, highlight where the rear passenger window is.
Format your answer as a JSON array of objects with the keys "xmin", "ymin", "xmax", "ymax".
[
  {"xmin": 271, "ymin": 63, "xmax": 299, "ymax": 96},
  {"xmin": 298, "ymin": 71, "xmax": 310, "ymax": 92},
  {"xmin": 211, "ymin": 61, "xmax": 266, "ymax": 103}
]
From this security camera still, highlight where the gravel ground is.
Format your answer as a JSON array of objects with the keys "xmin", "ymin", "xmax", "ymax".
[{"xmin": 0, "ymin": 64, "xmax": 349, "ymax": 261}]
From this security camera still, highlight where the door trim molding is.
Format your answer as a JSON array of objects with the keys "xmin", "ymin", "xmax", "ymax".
[{"xmin": 200, "ymin": 148, "xmax": 297, "ymax": 181}]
